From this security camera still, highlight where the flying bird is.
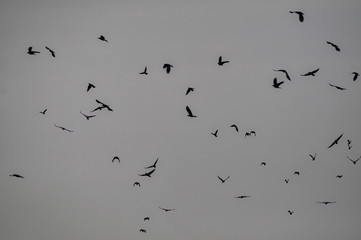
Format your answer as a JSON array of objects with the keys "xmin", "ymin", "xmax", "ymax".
[
  {"xmin": 140, "ymin": 66, "xmax": 148, "ymax": 75},
  {"xmin": 326, "ymin": 41, "xmax": 340, "ymax": 52},
  {"xmin": 211, "ymin": 130, "xmax": 218, "ymax": 137},
  {"xmin": 347, "ymin": 139, "xmax": 352, "ymax": 149},
  {"xmin": 98, "ymin": 35, "xmax": 108, "ymax": 42},
  {"xmin": 39, "ymin": 109, "xmax": 47, "ymax": 115},
  {"xmin": 309, "ymin": 153, "xmax": 316, "ymax": 161},
  {"xmin": 112, "ymin": 156, "xmax": 120, "ymax": 163},
  {"xmin": 329, "ymin": 83, "xmax": 346, "ymax": 90},
  {"xmin": 289, "ymin": 11, "xmax": 304, "ymax": 22},
  {"xmin": 217, "ymin": 176, "xmax": 230, "ymax": 183},
  {"xmin": 351, "ymin": 72, "xmax": 359, "ymax": 81},
  {"xmin": 272, "ymin": 78, "xmax": 284, "ymax": 88},
  {"xmin": 294, "ymin": 171, "xmax": 300, "ymax": 175},
  {"xmin": 144, "ymin": 158, "xmax": 158, "ymax": 169},
  {"xmin": 218, "ymin": 56, "xmax": 229, "ymax": 66},
  {"xmin": 336, "ymin": 175, "xmax": 343, "ymax": 178},
  {"xmin": 230, "ymin": 124, "xmax": 238, "ymax": 132},
  {"xmin": 327, "ymin": 133, "xmax": 343, "ymax": 148},
  {"xmin": 163, "ymin": 63, "xmax": 173, "ymax": 74},
  {"xmin": 347, "ymin": 156, "xmax": 360, "ymax": 165},
  {"xmin": 301, "ymin": 68, "xmax": 319, "ymax": 76},
  {"xmin": 133, "ymin": 182, "xmax": 141, "ymax": 187},
  {"xmin": 288, "ymin": 210, "xmax": 294, "ymax": 215},
  {"xmin": 139, "ymin": 229, "xmax": 146, "ymax": 233},
  {"xmin": 284, "ymin": 179, "xmax": 290, "ymax": 183},
  {"xmin": 317, "ymin": 201, "xmax": 336, "ymax": 205},
  {"xmin": 245, "ymin": 131, "xmax": 256, "ymax": 138},
  {"xmin": 139, "ymin": 169, "xmax": 155, "ymax": 177},
  {"xmin": 87, "ymin": 83, "xmax": 95, "ymax": 92},
  {"xmin": 54, "ymin": 124, "xmax": 73, "ymax": 132},
  {"xmin": 234, "ymin": 195, "xmax": 250, "ymax": 199},
  {"xmin": 95, "ymin": 99, "xmax": 113, "ymax": 111},
  {"xmin": 186, "ymin": 106, "xmax": 197, "ymax": 118},
  {"xmin": 27, "ymin": 47, "xmax": 40, "ymax": 55},
  {"xmin": 9, "ymin": 174, "xmax": 24, "ymax": 179},
  {"xmin": 273, "ymin": 69, "xmax": 291, "ymax": 81},
  {"xmin": 80, "ymin": 111, "xmax": 96, "ymax": 120},
  {"xmin": 144, "ymin": 217, "xmax": 150, "ymax": 221},
  {"xmin": 159, "ymin": 207, "xmax": 175, "ymax": 212},
  {"xmin": 45, "ymin": 46, "xmax": 55, "ymax": 57},
  {"xmin": 261, "ymin": 162, "xmax": 266, "ymax": 166},
  {"xmin": 186, "ymin": 87, "xmax": 194, "ymax": 95}
]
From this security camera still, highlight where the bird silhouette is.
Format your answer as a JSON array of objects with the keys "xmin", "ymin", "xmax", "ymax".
[
  {"xmin": 329, "ymin": 83, "xmax": 346, "ymax": 90},
  {"xmin": 139, "ymin": 229, "xmax": 146, "ymax": 233},
  {"xmin": 230, "ymin": 124, "xmax": 239, "ymax": 132},
  {"xmin": 347, "ymin": 139, "xmax": 352, "ymax": 149},
  {"xmin": 272, "ymin": 78, "xmax": 284, "ymax": 88},
  {"xmin": 10, "ymin": 174, "xmax": 24, "ymax": 179},
  {"xmin": 234, "ymin": 195, "xmax": 250, "ymax": 199},
  {"xmin": 245, "ymin": 132, "xmax": 251, "ymax": 138},
  {"xmin": 218, "ymin": 56, "xmax": 229, "ymax": 66},
  {"xmin": 218, "ymin": 176, "xmax": 230, "ymax": 183},
  {"xmin": 284, "ymin": 179, "xmax": 290, "ymax": 183},
  {"xmin": 54, "ymin": 124, "xmax": 73, "ymax": 132},
  {"xmin": 347, "ymin": 156, "xmax": 360, "ymax": 165},
  {"xmin": 317, "ymin": 201, "xmax": 336, "ymax": 205},
  {"xmin": 45, "ymin": 46, "xmax": 55, "ymax": 57},
  {"xmin": 326, "ymin": 41, "xmax": 340, "ymax": 52},
  {"xmin": 309, "ymin": 153, "xmax": 316, "ymax": 161},
  {"xmin": 133, "ymin": 182, "xmax": 141, "ymax": 187},
  {"xmin": 288, "ymin": 210, "xmax": 294, "ymax": 215},
  {"xmin": 186, "ymin": 87, "xmax": 194, "ymax": 95},
  {"xmin": 351, "ymin": 72, "xmax": 359, "ymax": 81},
  {"xmin": 98, "ymin": 35, "xmax": 108, "ymax": 42},
  {"xmin": 186, "ymin": 106, "xmax": 197, "ymax": 118},
  {"xmin": 140, "ymin": 66, "xmax": 148, "ymax": 75},
  {"xmin": 273, "ymin": 69, "xmax": 291, "ymax": 81},
  {"xmin": 144, "ymin": 217, "xmax": 150, "ymax": 221},
  {"xmin": 94, "ymin": 99, "xmax": 113, "ymax": 111},
  {"xmin": 163, "ymin": 63, "xmax": 173, "ymax": 74},
  {"xmin": 336, "ymin": 175, "xmax": 343, "ymax": 178},
  {"xmin": 159, "ymin": 207, "xmax": 175, "ymax": 212},
  {"xmin": 80, "ymin": 111, "xmax": 96, "ymax": 120},
  {"xmin": 139, "ymin": 169, "xmax": 155, "ymax": 177},
  {"xmin": 87, "ymin": 83, "xmax": 95, "ymax": 92},
  {"xmin": 328, "ymin": 133, "xmax": 343, "ymax": 148},
  {"xmin": 144, "ymin": 158, "xmax": 158, "ymax": 169},
  {"xmin": 39, "ymin": 109, "xmax": 47, "ymax": 115},
  {"xmin": 27, "ymin": 47, "xmax": 40, "ymax": 55},
  {"xmin": 294, "ymin": 171, "xmax": 300, "ymax": 175},
  {"xmin": 112, "ymin": 156, "xmax": 120, "ymax": 163},
  {"xmin": 301, "ymin": 68, "xmax": 319, "ymax": 76},
  {"xmin": 261, "ymin": 162, "xmax": 266, "ymax": 166},
  {"xmin": 250, "ymin": 131, "xmax": 256, "ymax": 136},
  {"xmin": 289, "ymin": 11, "xmax": 304, "ymax": 22},
  {"xmin": 211, "ymin": 130, "xmax": 218, "ymax": 137}
]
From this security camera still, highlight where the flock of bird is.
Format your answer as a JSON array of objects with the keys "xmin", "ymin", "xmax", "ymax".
[{"xmin": 8, "ymin": 9, "xmax": 360, "ymax": 237}]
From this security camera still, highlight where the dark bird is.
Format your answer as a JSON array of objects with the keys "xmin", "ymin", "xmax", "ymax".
[
  {"xmin": 144, "ymin": 158, "xmax": 158, "ymax": 169},
  {"xmin": 288, "ymin": 210, "xmax": 294, "ymax": 215},
  {"xmin": 261, "ymin": 162, "xmax": 266, "ymax": 166},
  {"xmin": 250, "ymin": 131, "xmax": 256, "ymax": 136},
  {"xmin": 230, "ymin": 124, "xmax": 238, "ymax": 132},
  {"xmin": 329, "ymin": 83, "xmax": 346, "ymax": 90},
  {"xmin": 98, "ymin": 35, "xmax": 108, "ymax": 42},
  {"xmin": 139, "ymin": 169, "xmax": 155, "ymax": 177},
  {"xmin": 112, "ymin": 156, "xmax": 120, "ymax": 163},
  {"xmin": 95, "ymin": 99, "xmax": 113, "ymax": 111},
  {"xmin": 186, "ymin": 106, "xmax": 197, "ymax": 118},
  {"xmin": 326, "ymin": 41, "xmax": 340, "ymax": 52},
  {"xmin": 273, "ymin": 69, "xmax": 291, "ymax": 81},
  {"xmin": 140, "ymin": 66, "xmax": 148, "ymax": 75},
  {"xmin": 234, "ymin": 195, "xmax": 250, "ymax": 199},
  {"xmin": 163, "ymin": 63, "xmax": 173, "ymax": 74},
  {"xmin": 351, "ymin": 72, "xmax": 359, "ymax": 81},
  {"xmin": 336, "ymin": 175, "xmax": 343, "ymax": 178},
  {"xmin": 347, "ymin": 139, "xmax": 352, "ymax": 150},
  {"xmin": 87, "ymin": 83, "xmax": 95, "ymax": 92},
  {"xmin": 159, "ymin": 207, "xmax": 175, "ymax": 212},
  {"xmin": 39, "ymin": 109, "xmax": 47, "ymax": 115},
  {"xmin": 139, "ymin": 229, "xmax": 146, "ymax": 233},
  {"xmin": 347, "ymin": 156, "xmax": 361, "ymax": 165},
  {"xmin": 301, "ymin": 68, "xmax": 319, "ymax": 76},
  {"xmin": 144, "ymin": 217, "xmax": 150, "ymax": 221},
  {"xmin": 211, "ymin": 130, "xmax": 218, "ymax": 137},
  {"xmin": 218, "ymin": 176, "xmax": 230, "ymax": 183},
  {"xmin": 27, "ymin": 47, "xmax": 40, "ymax": 55},
  {"xmin": 80, "ymin": 111, "xmax": 96, "ymax": 120},
  {"xmin": 309, "ymin": 153, "xmax": 316, "ymax": 161},
  {"xmin": 218, "ymin": 56, "xmax": 229, "ymax": 66},
  {"xmin": 272, "ymin": 78, "xmax": 284, "ymax": 88},
  {"xmin": 285, "ymin": 179, "xmax": 290, "ymax": 183},
  {"xmin": 317, "ymin": 201, "xmax": 336, "ymax": 205},
  {"xmin": 54, "ymin": 124, "xmax": 73, "ymax": 132},
  {"xmin": 45, "ymin": 46, "xmax": 55, "ymax": 57},
  {"xmin": 294, "ymin": 171, "xmax": 300, "ymax": 175},
  {"xmin": 186, "ymin": 87, "xmax": 194, "ymax": 95},
  {"xmin": 9, "ymin": 174, "xmax": 24, "ymax": 179},
  {"xmin": 328, "ymin": 133, "xmax": 343, "ymax": 148},
  {"xmin": 133, "ymin": 182, "xmax": 141, "ymax": 187},
  {"xmin": 289, "ymin": 11, "xmax": 304, "ymax": 22}
]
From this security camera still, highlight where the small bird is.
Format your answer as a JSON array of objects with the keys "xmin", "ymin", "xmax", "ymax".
[
  {"xmin": 230, "ymin": 124, "xmax": 239, "ymax": 132},
  {"xmin": 159, "ymin": 207, "xmax": 175, "ymax": 212},
  {"xmin": 163, "ymin": 63, "xmax": 173, "ymax": 74},
  {"xmin": 217, "ymin": 176, "xmax": 230, "ymax": 183},
  {"xmin": 317, "ymin": 201, "xmax": 336, "ymax": 205},
  {"xmin": 39, "ymin": 109, "xmax": 47, "ymax": 115},
  {"xmin": 211, "ymin": 130, "xmax": 218, "ymax": 137},
  {"xmin": 351, "ymin": 72, "xmax": 359, "ymax": 81},
  {"xmin": 80, "ymin": 111, "xmax": 96, "ymax": 120},
  {"xmin": 144, "ymin": 158, "xmax": 158, "ymax": 169},
  {"xmin": 98, "ymin": 35, "xmax": 108, "ymax": 42},
  {"xmin": 328, "ymin": 133, "xmax": 343, "ymax": 148},
  {"xmin": 139, "ymin": 229, "xmax": 146, "ymax": 233},
  {"xmin": 185, "ymin": 87, "xmax": 194, "ymax": 95},
  {"xmin": 288, "ymin": 210, "xmax": 294, "ymax": 215},
  {"xmin": 54, "ymin": 124, "xmax": 73, "ymax": 132},
  {"xmin": 140, "ymin": 66, "xmax": 148, "ymax": 75},
  {"xmin": 27, "ymin": 47, "xmax": 40, "ymax": 55},
  {"xmin": 284, "ymin": 179, "xmax": 290, "ymax": 183},
  {"xmin": 309, "ymin": 153, "xmax": 317, "ymax": 161},
  {"xmin": 347, "ymin": 156, "xmax": 361, "ymax": 165},
  {"xmin": 289, "ymin": 11, "xmax": 304, "ymax": 22},
  {"xmin": 250, "ymin": 131, "xmax": 256, "ymax": 136},
  {"xmin": 294, "ymin": 171, "xmax": 300, "ymax": 175},
  {"xmin": 329, "ymin": 83, "xmax": 346, "ymax": 90},
  {"xmin": 272, "ymin": 78, "xmax": 284, "ymax": 88},
  {"xmin": 336, "ymin": 175, "xmax": 343, "ymax": 178},
  {"xmin": 144, "ymin": 217, "xmax": 150, "ymax": 221},
  {"xmin": 45, "ymin": 46, "xmax": 55, "ymax": 57},
  {"xmin": 139, "ymin": 169, "xmax": 155, "ymax": 177},
  {"xmin": 112, "ymin": 156, "xmax": 120, "ymax": 163},
  {"xmin": 218, "ymin": 56, "xmax": 229, "ymax": 66},
  {"xmin": 234, "ymin": 195, "xmax": 250, "ymax": 199},
  {"xmin": 133, "ymin": 182, "xmax": 141, "ymax": 187},
  {"xmin": 186, "ymin": 106, "xmax": 197, "ymax": 118},
  {"xmin": 10, "ymin": 174, "xmax": 24, "ymax": 179},
  {"xmin": 347, "ymin": 139, "xmax": 352, "ymax": 149},
  {"xmin": 87, "ymin": 83, "xmax": 95, "ymax": 92},
  {"xmin": 301, "ymin": 68, "xmax": 319, "ymax": 76},
  {"xmin": 261, "ymin": 162, "xmax": 266, "ymax": 166},
  {"xmin": 273, "ymin": 69, "xmax": 291, "ymax": 81},
  {"xmin": 95, "ymin": 99, "xmax": 113, "ymax": 111},
  {"xmin": 326, "ymin": 41, "xmax": 340, "ymax": 52}
]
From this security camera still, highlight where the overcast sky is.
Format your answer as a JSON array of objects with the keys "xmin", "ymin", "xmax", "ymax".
[{"xmin": 1, "ymin": 0, "xmax": 361, "ymax": 240}]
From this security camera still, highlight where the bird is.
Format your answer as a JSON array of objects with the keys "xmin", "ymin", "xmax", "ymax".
[
  {"xmin": 273, "ymin": 69, "xmax": 291, "ymax": 81},
  {"xmin": 139, "ymin": 229, "xmax": 146, "ymax": 233},
  {"xmin": 211, "ymin": 130, "xmax": 218, "ymax": 137},
  {"xmin": 234, "ymin": 195, "xmax": 250, "ymax": 199},
  {"xmin": 98, "ymin": 35, "xmax": 108, "ymax": 42},
  {"xmin": 140, "ymin": 66, "xmax": 148, "ymax": 75},
  {"xmin": 289, "ymin": 11, "xmax": 304, "ymax": 22},
  {"xmin": 27, "ymin": 47, "xmax": 40, "ymax": 55},
  {"xmin": 87, "ymin": 83, "xmax": 95, "ymax": 92},
  {"xmin": 112, "ymin": 156, "xmax": 120, "ymax": 163},
  {"xmin": 133, "ymin": 182, "xmax": 141, "ymax": 187},
  {"xmin": 329, "ymin": 83, "xmax": 346, "ymax": 90},
  {"xmin": 288, "ymin": 210, "xmax": 294, "ymax": 215},
  {"xmin": 327, "ymin": 133, "xmax": 343, "ymax": 148},
  {"xmin": 317, "ymin": 201, "xmax": 336, "ymax": 205},
  {"xmin": 250, "ymin": 131, "xmax": 256, "ymax": 136},
  {"xmin": 80, "ymin": 111, "xmax": 96, "ymax": 120},
  {"xmin": 309, "ymin": 153, "xmax": 316, "ymax": 161},
  {"xmin": 139, "ymin": 169, "xmax": 155, "ymax": 177},
  {"xmin": 261, "ymin": 162, "xmax": 266, "ymax": 166},
  {"xmin": 351, "ymin": 72, "xmax": 359, "ymax": 81},
  {"xmin": 217, "ymin": 176, "xmax": 230, "ymax": 183},
  {"xmin": 95, "ymin": 99, "xmax": 113, "ymax": 111},
  {"xmin": 186, "ymin": 87, "xmax": 194, "ymax": 95},
  {"xmin": 347, "ymin": 156, "xmax": 360, "ymax": 165},
  {"xmin": 186, "ymin": 106, "xmax": 197, "ymax": 118},
  {"xmin": 336, "ymin": 175, "xmax": 343, "ymax": 178},
  {"xmin": 301, "ymin": 68, "xmax": 319, "ymax": 76},
  {"xmin": 294, "ymin": 171, "xmax": 300, "ymax": 175},
  {"xmin": 218, "ymin": 56, "xmax": 229, "ymax": 66},
  {"xmin": 326, "ymin": 41, "xmax": 340, "ymax": 52},
  {"xmin": 144, "ymin": 217, "xmax": 150, "ymax": 221},
  {"xmin": 284, "ymin": 179, "xmax": 290, "ymax": 183},
  {"xmin": 347, "ymin": 139, "xmax": 352, "ymax": 149},
  {"xmin": 39, "ymin": 109, "xmax": 47, "ymax": 115},
  {"xmin": 144, "ymin": 158, "xmax": 158, "ymax": 169},
  {"xmin": 45, "ymin": 46, "xmax": 55, "ymax": 57},
  {"xmin": 245, "ymin": 132, "xmax": 251, "ymax": 138},
  {"xmin": 54, "ymin": 124, "xmax": 73, "ymax": 132},
  {"xmin": 9, "ymin": 174, "xmax": 24, "ymax": 179},
  {"xmin": 159, "ymin": 207, "xmax": 175, "ymax": 212},
  {"xmin": 163, "ymin": 63, "xmax": 173, "ymax": 74},
  {"xmin": 230, "ymin": 124, "xmax": 238, "ymax": 132},
  {"xmin": 272, "ymin": 78, "xmax": 284, "ymax": 88}
]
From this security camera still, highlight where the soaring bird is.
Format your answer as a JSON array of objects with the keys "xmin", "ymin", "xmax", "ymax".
[
  {"xmin": 163, "ymin": 63, "xmax": 173, "ymax": 74},
  {"xmin": 133, "ymin": 182, "xmax": 141, "ymax": 187},
  {"xmin": 288, "ymin": 210, "xmax": 294, "ymax": 215},
  {"xmin": 234, "ymin": 195, "xmax": 250, "ymax": 199},
  {"xmin": 329, "ymin": 83, "xmax": 346, "ymax": 90},
  {"xmin": 112, "ymin": 156, "xmax": 120, "ymax": 163},
  {"xmin": 95, "ymin": 99, "xmax": 113, "ymax": 111},
  {"xmin": 289, "ymin": 11, "xmax": 304, "ymax": 22},
  {"xmin": 347, "ymin": 139, "xmax": 352, "ymax": 149},
  {"xmin": 347, "ymin": 156, "xmax": 360, "ymax": 165},
  {"xmin": 272, "ymin": 78, "xmax": 284, "ymax": 88},
  {"xmin": 98, "ymin": 35, "xmax": 108, "ymax": 42},
  {"xmin": 301, "ymin": 68, "xmax": 319, "ymax": 76},
  {"xmin": 273, "ymin": 69, "xmax": 291, "ymax": 81},
  {"xmin": 211, "ymin": 130, "xmax": 218, "ymax": 137},
  {"xmin": 39, "ymin": 109, "xmax": 47, "ymax": 115},
  {"xmin": 336, "ymin": 175, "xmax": 343, "ymax": 178},
  {"xmin": 218, "ymin": 56, "xmax": 229, "ymax": 66},
  {"xmin": 54, "ymin": 124, "xmax": 73, "ymax": 132},
  {"xmin": 218, "ymin": 176, "xmax": 230, "ymax": 183},
  {"xmin": 144, "ymin": 158, "xmax": 158, "ymax": 169},
  {"xmin": 144, "ymin": 217, "xmax": 150, "ymax": 221},
  {"xmin": 317, "ymin": 201, "xmax": 336, "ymax": 205},
  {"xmin": 230, "ymin": 124, "xmax": 239, "ymax": 132},
  {"xmin": 326, "ymin": 41, "xmax": 340, "ymax": 52},
  {"xmin": 186, "ymin": 106, "xmax": 197, "ymax": 118},
  {"xmin": 139, "ymin": 169, "xmax": 155, "ymax": 177},
  {"xmin": 27, "ymin": 47, "xmax": 40, "ymax": 55},
  {"xmin": 351, "ymin": 72, "xmax": 359, "ymax": 81},
  {"xmin": 327, "ymin": 133, "xmax": 343, "ymax": 148},
  {"xmin": 87, "ymin": 83, "xmax": 95, "ymax": 92},
  {"xmin": 139, "ymin": 66, "xmax": 148, "ymax": 75},
  {"xmin": 294, "ymin": 171, "xmax": 300, "ymax": 175},
  {"xmin": 309, "ymin": 153, "xmax": 316, "ymax": 161},
  {"xmin": 45, "ymin": 46, "xmax": 55, "ymax": 57},
  {"xmin": 10, "ymin": 174, "xmax": 24, "ymax": 179},
  {"xmin": 186, "ymin": 87, "xmax": 194, "ymax": 95},
  {"xmin": 159, "ymin": 207, "xmax": 175, "ymax": 212},
  {"xmin": 139, "ymin": 229, "xmax": 146, "ymax": 233},
  {"xmin": 80, "ymin": 111, "xmax": 96, "ymax": 120}
]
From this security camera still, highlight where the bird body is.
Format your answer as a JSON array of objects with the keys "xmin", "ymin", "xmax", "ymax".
[
  {"xmin": 309, "ymin": 153, "xmax": 316, "ymax": 161},
  {"xmin": 294, "ymin": 171, "xmax": 300, "ymax": 175},
  {"xmin": 288, "ymin": 210, "xmax": 294, "ymax": 215},
  {"xmin": 261, "ymin": 162, "xmax": 266, "ymax": 166},
  {"xmin": 284, "ymin": 179, "xmax": 290, "ymax": 183},
  {"xmin": 94, "ymin": 99, "xmax": 113, "ymax": 111},
  {"xmin": 336, "ymin": 175, "xmax": 343, "ymax": 178},
  {"xmin": 234, "ymin": 195, "xmax": 250, "ymax": 199},
  {"xmin": 144, "ymin": 217, "xmax": 150, "ymax": 221},
  {"xmin": 230, "ymin": 124, "xmax": 238, "ymax": 132},
  {"xmin": 159, "ymin": 207, "xmax": 175, "ymax": 212},
  {"xmin": 139, "ymin": 229, "xmax": 146, "ymax": 233},
  {"xmin": 317, "ymin": 201, "xmax": 336, "ymax": 205},
  {"xmin": 133, "ymin": 182, "xmax": 141, "ymax": 187},
  {"xmin": 347, "ymin": 156, "xmax": 360, "ymax": 164},
  {"xmin": 80, "ymin": 111, "xmax": 96, "ymax": 120},
  {"xmin": 87, "ymin": 83, "xmax": 95, "ymax": 92}
]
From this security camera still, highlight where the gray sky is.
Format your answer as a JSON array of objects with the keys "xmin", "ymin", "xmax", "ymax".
[{"xmin": 1, "ymin": 0, "xmax": 361, "ymax": 240}]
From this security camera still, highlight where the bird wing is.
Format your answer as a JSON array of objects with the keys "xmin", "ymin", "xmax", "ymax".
[
  {"xmin": 96, "ymin": 99, "xmax": 105, "ymax": 105},
  {"xmin": 218, "ymin": 56, "xmax": 222, "ymax": 62},
  {"xmin": 298, "ymin": 12, "xmax": 304, "ymax": 22},
  {"xmin": 312, "ymin": 68, "xmax": 320, "ymax": 74},
  {"xmin": 186, "ymin": 106, "xmax": 193, "ymax": 116},
  {"xmin": 217, "ymin": 176, "xmax": 223, "ymax": 181}
]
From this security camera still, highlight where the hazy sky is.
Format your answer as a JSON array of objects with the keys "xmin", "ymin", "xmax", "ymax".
[{"xmin": 1, "ymin": 0, "xmax": 361, "ymax": 240}]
